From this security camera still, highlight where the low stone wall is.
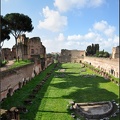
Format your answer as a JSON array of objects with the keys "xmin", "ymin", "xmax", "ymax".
[
  {"xmin": 83, "ymin": 57, "xmax": 119, "ymax": 78},
  {"xmin": 0, "ymin": 63, "xmax": 42, "ymax": 101}
]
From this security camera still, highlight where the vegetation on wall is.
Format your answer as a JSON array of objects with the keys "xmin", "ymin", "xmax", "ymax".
[{"xmin": 95, "ymin": 49, "xmax": 110, "ymax": 58}]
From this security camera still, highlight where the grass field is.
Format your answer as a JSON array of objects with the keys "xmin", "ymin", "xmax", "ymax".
[{"xmin": 1, "ymin": 63, "xmax": 119, "ymax": 120}]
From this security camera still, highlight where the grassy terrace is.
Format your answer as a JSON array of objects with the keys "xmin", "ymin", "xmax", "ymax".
[
  {"xmin": 1, "ymin": 63, "xmax": 119, "ymax": 120},
  {"xmin": 9, "ymin": 59, "xmax": 32, "ymax": 69}
]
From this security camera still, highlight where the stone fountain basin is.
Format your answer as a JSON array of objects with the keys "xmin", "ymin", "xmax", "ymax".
[{"xmin": 73, "ymin": 101, "xmax": 113, "ymax": 118}]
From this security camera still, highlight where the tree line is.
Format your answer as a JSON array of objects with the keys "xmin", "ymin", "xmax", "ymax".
[{"xmin": 86, "ymin": 44, "xmax": 110, "ymax": 58}]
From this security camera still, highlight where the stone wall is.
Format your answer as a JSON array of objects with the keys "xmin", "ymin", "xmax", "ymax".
[
  {"xmin": 0, "ymin": 63, "xmax": 42, "ymax": 101},
  {"xmin": 60, "ymin": 49, "xmax": 85, "ymax": 63},
  {"xmin": 112, "ymin": 46, "xmax": 119, "ymax": 59},
  {"xmin": 83, "ymin": 57, "xmax": 119, "ymax": 78}
]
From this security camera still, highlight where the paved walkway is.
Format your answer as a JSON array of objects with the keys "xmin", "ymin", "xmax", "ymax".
[{"xmin": 0, "ymin": 60, "xmax": 15, "ymax": 71}]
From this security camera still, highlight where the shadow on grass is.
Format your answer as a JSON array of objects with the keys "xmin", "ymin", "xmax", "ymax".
[
  {"xmin": 52, "ymin": 63, "xmax": 119, "ymax": 102},
  {"xmin": 50, "ymin": 63, "xmax": 119, "ymax": 119},
  {"xmin": 38, "ymin": 110, "xmax": 68, "ymax": 113},
  {"xmin": 1, "ymin": 63, "xmax": 59, "ymax": 120}
]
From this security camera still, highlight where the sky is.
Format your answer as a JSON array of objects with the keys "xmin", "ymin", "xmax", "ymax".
[{"xmin": 1, "ymin": 0, "xmax": 119, "ymax": 53}]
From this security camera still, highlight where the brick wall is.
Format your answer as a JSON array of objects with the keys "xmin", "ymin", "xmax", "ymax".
[
  {"xmin": 0, "ymin": 58, "xmax": 53, "ymax": 101},
  {"xmin": 83, "ymin": 57, "xmax": 119, "ymax": 78},
  {"xmin": 0, "ymin": 63, "xmax": 41, "ymax": 101}
]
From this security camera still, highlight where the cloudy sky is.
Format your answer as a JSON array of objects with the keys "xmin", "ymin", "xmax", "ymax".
[{"xmin": 1, "ymin": 0, "xmax": 119, "ymax": 53}]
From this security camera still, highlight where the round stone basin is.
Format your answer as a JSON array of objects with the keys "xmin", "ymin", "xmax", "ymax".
[
  {"xmin": 80, "ymin": 103, "xmax": 111, "ymax": 115},
  {"xmin": 73, "ymin": 101, "xmax": 113, "ymax": 119}
]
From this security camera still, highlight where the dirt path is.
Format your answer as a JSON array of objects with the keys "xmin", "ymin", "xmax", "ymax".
[{"xmin": 0, "ymin": 60, "xmax": 15, "ymax": 71}]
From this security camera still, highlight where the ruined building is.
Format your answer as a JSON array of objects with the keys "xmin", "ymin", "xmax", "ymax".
[
  {"xmin": 17, "ymin": 34, "xmax": 46, "ymax": 70},
  {"xmin": 112, "ymin": 46, "xmax": 119, "ymax": 59},
  {"xmin": 17, "ymin": 34, "xmax": 29, "ymax": 59},
  {"xmin": 17, "ymin": 34, "xmax": 46, "ymax": 58},
  {"xmin": 1, "ymin": 48, "xmax": 16, "ymax": 60},
  {"xmin": 60, "ymin": 49, "xmax": 85, "ymax": 63}
]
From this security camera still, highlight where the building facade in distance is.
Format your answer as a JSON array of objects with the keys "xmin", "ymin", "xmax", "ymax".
[
  {"xmin": 112, "ymin": 46, "xmax": 119, "ymax": 59},
  {"xmin": 60, "ymin": 49, "xmax": 86, "ymax": 63}
]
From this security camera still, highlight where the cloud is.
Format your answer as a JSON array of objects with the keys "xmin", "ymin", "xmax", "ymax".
[
  {"xmin": 88, "ymin": 0, "xmax": 105, "ymax": 7},
  {"xmin": 84, "ymin": 32, "xmax": 99, "ymax": 40},
  {"xmin": 66, "ymin": 21, "xmax": 118, "ymax": 52},
  {"xmin": 54, "ymin": 0, "xmax": 105, "ymax": 12},
  {"xmin": 67, "ymin": 34, "xmax": 83, "ymax": 41},
  {"xmin": 57, "ymin": 33, "xmax": 65, "ymax": 41},
  {"xmin": 38, "ymin": 6, "xmax": 67, "ymax": 32},
  {"xmin": 67, "ymin": 32, "xmax": 100, "ymax": 41},
  {"xmin": 41, "ymin": 20, "xmax": 118, "ymax": 53},
  {"xmin": 93, "ymin": 20, "xmax": 115, "ymax": 37},
  {"xmin": 42, "ymin": 38, "xmax": 65, "ymax": 53},
  {"xmin": 93, "ymin": 20, "xmax": 107, "ymax": 31}
]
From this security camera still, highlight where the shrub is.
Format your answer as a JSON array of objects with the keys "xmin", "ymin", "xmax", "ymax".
[{"xmin": 0, "ymin": 60, "xmax": 7, "ymax": 67}]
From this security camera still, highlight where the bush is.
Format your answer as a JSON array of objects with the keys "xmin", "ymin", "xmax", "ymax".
[
  {"xmin": 103, "ymin": 52, "xmax": 110, "ymax": 58},
  {"xmin": 0, "ymin": 60, "xmax": 7, "ymax": 67}
]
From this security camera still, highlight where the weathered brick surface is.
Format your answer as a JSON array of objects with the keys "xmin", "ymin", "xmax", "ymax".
[
  {"xmin": 0, "ymin": 63, "xmax": 42, "ymax": 101},
  {"xmin": 83, "ymin": 57, "xmax": 119, "ymax": 78}
]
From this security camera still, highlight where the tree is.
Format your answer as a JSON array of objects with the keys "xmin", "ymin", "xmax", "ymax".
[
  {"xmin": 86, "ymin": 45, "xmax": 92, "ymax": 56},
  {"xmin": 91, "ymin": 43, "xmax": 96, "ymax": 55},
  {"xmin": 0, "ymin": 15, "xmax": 11, "ymax": 66},
  {"xmin": 86, "ymin": 44, "xmax": 99, "ymax": 56},
  {"xmin": 0, "ymin": 15, "xmax": 11, "ymax": 50},
  {"xmin": 95, "ymin": 50, "xmax": 99, "ymax": 57},
  {"xmin": 4, "ymin": 13, "xmax": 34, "ymax": 60},
  {"xmin": 95, "ymin": 44, "xmax": 99, "ymax": 53},
  {"xmin": 103, "ymin": 52, "xmax": 110, "ymax": 58}
]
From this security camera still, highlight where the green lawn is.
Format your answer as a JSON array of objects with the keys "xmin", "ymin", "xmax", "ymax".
[
  {"xmin": 9, "ymin": 59, "xmax": 32, "ymax": 69},
  {"xmin": 1, "ymin": 63, "xmax": 119, "ymax": 120}
]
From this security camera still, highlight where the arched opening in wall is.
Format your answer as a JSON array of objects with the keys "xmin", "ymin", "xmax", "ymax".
[
  {"xmin": 74, "ymin": 60, "xmax": 76, "ymax": 63},
  {"xmin": 111, "ymin": 69, "xmax": 114, "ymax": 75},
  {"xmin": 19, "ymin": 82, "xmax": 22, "ymax": 89},
  {"xmin": 34, "ymin": 69, "xmax": 37, "ymax": 76},
  {"xmin": 79, "ymin": 60, "xmax": 82, "ymax": 63},
  {"xmin": 116, "ymin": 72, "xmax": 118, "ymax": 78},
  {"xmin": 7, "ymin": 88, "xmax": 13, "ymax": 97},
  {"xmin": 113, "ymin": 71, "xmax": 115, "ymax": 76}
]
